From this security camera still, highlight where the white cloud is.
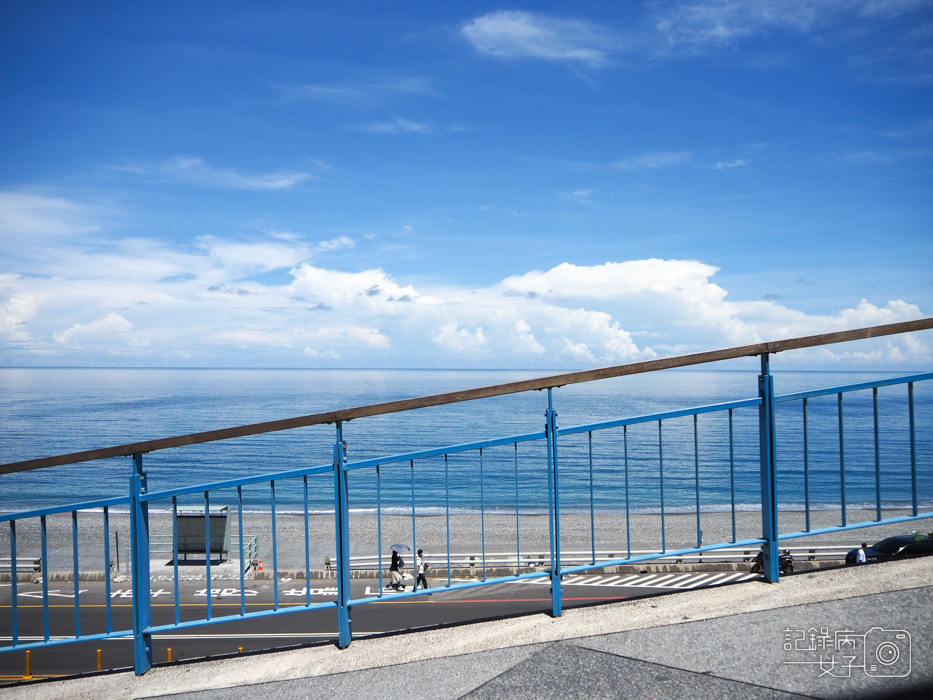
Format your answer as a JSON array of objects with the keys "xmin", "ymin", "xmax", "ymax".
[
  {"xmin": 715, "ymin": 159, "xmax": 748, "ymax": 169},
  {"xmin": 350, "ymin": 119, "xmax": 467, "ymax": 135},
  {"xmin": 298, "ymin": 326, "xmax": 392, "ymax": 349},
  {"xmin": 462, "ymin": 10, "xmax": 613, "ymax": 67},
  {"xmin": 612, "ymin": 151, "xmax": 693, "ymax": 170},
  {"xmin": 279, "ymin": 76, "xmax": 433, "ymax": 102},
  {"xmin": 119, "ymin": 157, "xmax": 312, "ymax": 190},
  {"xmin": 52, "ymin": 312, "xmax": 149, "ymax": 351},
  {"xmin": 654, "ymin": 0, "xmax": 931, "ymax": 52},
  {"xmin": 317, "ymin": 236, "xmax": 356, "ymax": 253},
  {"xmin": 202, "ymin": 237, "xmax": 312, "ymax": 275},
  {"xmin": 0, "ymin": 192, "xmax": 103, "ymax": 242},
  {"xmin": 513, "ymin": 320, "xmax": 545, "ymax": 355},
  {"xmin": 0, "ymin": 204, "xmax": 928, "ymax": 368},
  {"xmin": 433, "ymin": 323, "xmax": 487, "ymax": 354},
  {"xmin": 214, "ymin": 329, "xmax": 293, "ymax": 347},
  {"xmin": 561, "ymin": 338, "xmax": 596, "ymax": 362},
  {"xmin": 352, "ymin": 118, "xmax": 433, "ymax": 134},
  {"xmin": 0, "ymin": 287, "xmax": 36, "ymax": 343}
]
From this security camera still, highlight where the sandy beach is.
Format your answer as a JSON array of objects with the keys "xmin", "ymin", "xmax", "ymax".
[{"xmin": 2, "ymin": 506, "xmax": 928, "ymax": 575}]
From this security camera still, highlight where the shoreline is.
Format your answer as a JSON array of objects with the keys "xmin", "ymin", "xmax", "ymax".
[{"xmin": 2, "ymin": 507, "xmax": 929, "ymax": 573}]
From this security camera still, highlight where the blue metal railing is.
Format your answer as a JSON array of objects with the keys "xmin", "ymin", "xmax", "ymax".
[{"xmin": 2, "ymin": 323, "xmax": 932, "ymax": 676}]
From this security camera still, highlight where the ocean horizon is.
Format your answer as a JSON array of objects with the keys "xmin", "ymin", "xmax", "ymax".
[{"xmin": 1, "ymin": 367, "xmax": 930, "ymax": 516}]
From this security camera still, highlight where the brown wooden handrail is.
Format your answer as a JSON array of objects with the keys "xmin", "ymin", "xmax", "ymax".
[{"xmin": 2, "ymin": 317, "xmax": 931, "ymax": 475}]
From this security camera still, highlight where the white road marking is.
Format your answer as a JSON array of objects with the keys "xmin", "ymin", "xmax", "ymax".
[{"xmin": 515, "ymin": 571, "xmax": 758, "ymax": 591}]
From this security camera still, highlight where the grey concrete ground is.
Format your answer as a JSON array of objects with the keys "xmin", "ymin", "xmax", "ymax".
[{"xmin": 4, "ymin": 555, "xmax": 931, "ymax": 699}]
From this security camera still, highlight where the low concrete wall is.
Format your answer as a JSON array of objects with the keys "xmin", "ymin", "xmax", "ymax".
[{"xmin": 249, "ymin": 558, "xmax": 845, "ymax": 580}]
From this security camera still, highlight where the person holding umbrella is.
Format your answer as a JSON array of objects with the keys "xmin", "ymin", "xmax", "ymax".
[{"xmin": 388, "ymin": 544, "xmax": 409, "ymax": 591}]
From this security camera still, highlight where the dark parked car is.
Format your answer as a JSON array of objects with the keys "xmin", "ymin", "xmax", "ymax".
[{"xmin": 845, "ymin": 534, "xmax": 933, "ymax": 565}]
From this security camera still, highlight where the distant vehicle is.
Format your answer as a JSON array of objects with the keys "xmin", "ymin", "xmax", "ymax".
[{"xmin": 845, "ymin": 534, "xmax": 933, "ymax": 565}]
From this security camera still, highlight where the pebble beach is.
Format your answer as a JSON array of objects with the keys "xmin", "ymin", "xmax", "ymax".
[{"xmin": 2, "ymin": 507, "xmax": 927, "ymax": 575}]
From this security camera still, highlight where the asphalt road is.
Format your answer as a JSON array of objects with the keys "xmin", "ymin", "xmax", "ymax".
[{"xmin": 0, "ymin": 570, "xmax": 759, "ymax": 684}]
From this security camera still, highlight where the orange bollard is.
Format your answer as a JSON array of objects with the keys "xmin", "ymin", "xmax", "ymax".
[
  {"xmin": 24, "ymin": 650, "xmax": 32, "ymax": 679},
  {"xmin": 97, "ymin": 649, "xmax": 102, "ymax": 672},
  {"xmin": 167, "ymin": 647, "xmax": 172, "ymax": 663},
  {"xmin": 238, "ymin": 646, "xmax": 244, "ymax": 654}
]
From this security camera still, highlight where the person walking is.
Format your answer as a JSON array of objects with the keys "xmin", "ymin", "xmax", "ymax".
[
  {"xmin": 388, "ymin": 549, "xmax": 405, "ymax": 591},
  {"xmin": 416, "ymin": 549, "xmax": 430, "ymax": 592}
]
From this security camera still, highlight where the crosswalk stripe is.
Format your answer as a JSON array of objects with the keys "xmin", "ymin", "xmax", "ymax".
[
  {"xmin": 668, "ymin": 573, "xmax": 712, "ymax": 588},
  {"xmin": 657, "ymin": 573, "xmax": 696, "ymax": 587},
  {"xmin": 514, "ymin": 571, "xmax": 758, "ymax": 590},
  {"xmin": 627, "ymin": 574, "xmax": 679, "ymax": 588}
]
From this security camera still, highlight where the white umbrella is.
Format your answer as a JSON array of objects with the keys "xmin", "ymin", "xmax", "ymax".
[{"xmin": 390, "ymin": 543, "xmax": 411, "ymax": 553}]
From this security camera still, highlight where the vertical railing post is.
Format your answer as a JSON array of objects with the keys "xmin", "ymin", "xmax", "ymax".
[
  {"xmin": 545, "ymin": 389, "xmax": 562, "ymax": 617},
  {"xmin": 129, "ymin": 452, "xmax": 152, "ymax": 674},
  {"xmin": 333, "ymin": 423, "xmax": 352, "ymax": 648},
  {"xmin": 758, "ymin": 354, "xmax": 780, "ymax": 583},
  {"xmin": 909, "ymin": 382, "xmax": 917, "ymax": 516}
]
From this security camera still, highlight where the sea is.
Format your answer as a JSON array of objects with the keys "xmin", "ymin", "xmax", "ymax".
[{"xmin": 0, "ymin": 368, "xmax": 930, "ymax": 516}]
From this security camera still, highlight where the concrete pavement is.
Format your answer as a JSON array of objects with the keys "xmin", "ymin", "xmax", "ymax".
[{"xmin": 4, "ymin": 557, "xmax": 932, "ymax": 699}]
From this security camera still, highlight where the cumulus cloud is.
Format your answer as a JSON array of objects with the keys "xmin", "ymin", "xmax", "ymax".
[
  {"xmin": 53, "ymin": 312, "xmax": 149, "ymax": 351},
  {"xmin": 462, "ymin": 10, "xmax": 614, "ymax": 67},
  {"xmin": 0, "ymin": 287, "xmax": 36, "ymax": 343},
  {"xmin": 433, "ymin": 323, "xmax": 487, "ymax": 354}
]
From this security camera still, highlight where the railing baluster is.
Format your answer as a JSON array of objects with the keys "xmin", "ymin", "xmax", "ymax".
[
  {"xmin": 909, "ymin": 382, "xmax": 917, "ymax": 516},
  {"xmin": 303, "ymin": 476, "xmax": 311, "ymax": 607},
  {"xmin": 588, "ymin": 431, "xmax": 596, "ymax": 565},
  {"xmin": 270, "ymin": 481, "xmax": 278, "ymax": 611},
  {"xmin": 729, "ymin": 409, "xmax": 736, "ymax": 542},
  {"xmin": 838, "ymin": 393, "xmax": 847, "ymax": 527},
  {"xmin": 172, "ymin": 497, "xmax": 180, "ymax": 624},
  {"xmin": 513, "ymin": 445, "xmax": 520, "ymax": 574},
  {"xmin": 103, "ymin": 506, "xmax": 112, "ymax": 634},
  {"xmin": 72, "ymin": 510, "xmax": 80, "ymax": 638},
  {"xmin": 204, "ymin": 490, "xmax": 212, "ymax": 621},
  {"xmin": 694, "ymin": 414, "xmax": 701, "ymax": 548},
  {"xmin": 874, "ymin": 387, "xmax": 882, "ymax": 521},
  {"xmin": 659, "ymin": 420, "xmax": 666, "ymax": 553},
  {"xmin": 410, "ymin": 460, "xmax": 418, "ymax": 588},
  {"xmin": 624, "ymin": 425, "xmax": 631, "ymax": 559},
  {"xmin": 40, "ymin": 515, "xmax": 49, "ymax": 642},
  {"xmin": 447, "ymin": 454, "xmax": 453, "ymax": 586},
  {"xmin": 239, "ymin": 485, "xmax": 247, "ymax": 616},
  {"xmin": 479, "ymin": 450, "xmax": 486, "ymax": 582},
  {"xmin": 803, "ymin": 398, "xmax": 810, "ymax": 532},
  {"xmin": 10, "ymin": 520, "xmax": 18, "ymax": 647},
  {"xmin": 376, "ymin": 465, "xmax": 384, "ymax": 596}
]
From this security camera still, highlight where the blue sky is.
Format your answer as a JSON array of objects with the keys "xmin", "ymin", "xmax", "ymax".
[{"xmin": 1, "ymin": 1, "xmax": 931, "ymax": 369}]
